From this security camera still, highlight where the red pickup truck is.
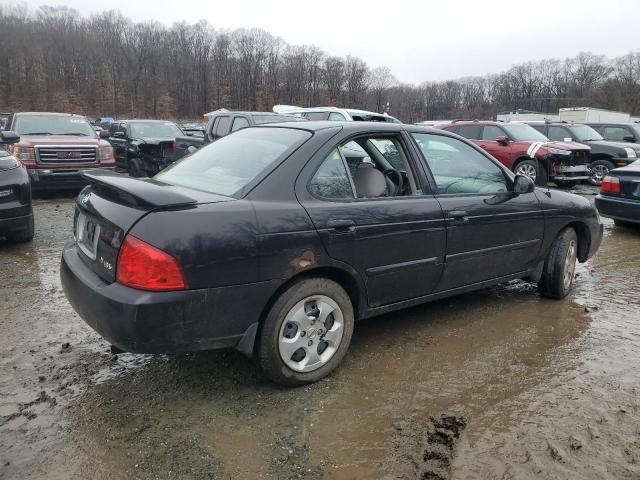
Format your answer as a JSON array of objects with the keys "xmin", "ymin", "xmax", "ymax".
[
  {"xmin": 438, "ymin": 120, "xmax": 591, "ymax": 187},
  {"xmin": 6, "ymin": 112, "xmax": 116, "ymax": 190}
]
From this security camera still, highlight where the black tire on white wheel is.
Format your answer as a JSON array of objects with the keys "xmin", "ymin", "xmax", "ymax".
[
  {"xmin": 538, "ymin": 227, "xmax": 578, "ymax": 299},
  {"xmin": 258, "ymin": 278, "xmax": 354, "ymax": 386}
]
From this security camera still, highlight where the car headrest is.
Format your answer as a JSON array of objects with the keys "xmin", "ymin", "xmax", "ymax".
[{"xmin": 352, "ymin": 166, "xmax": 387, "ymax": 198}]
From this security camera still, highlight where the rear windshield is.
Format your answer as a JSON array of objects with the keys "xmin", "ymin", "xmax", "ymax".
[
  {"xmin": 155, "ymin": 127, "xmax": 311, "ymax": 197},
  {"xmin": 14, "ymin": 115, "xmax": 96, "ymax": 137}
]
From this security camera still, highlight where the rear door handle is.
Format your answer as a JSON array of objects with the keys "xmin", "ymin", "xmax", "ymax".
[
  {"xmin": 448, "ymin": 210, "xmax": 469, "ymax": 222},
  {"xmin": 328, "ymin": 219, "xmax": 356, "ymax": 233}
]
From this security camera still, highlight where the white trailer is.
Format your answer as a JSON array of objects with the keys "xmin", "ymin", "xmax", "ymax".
[{"xmin": 558, "ymin": 107, "xmax": 631, "ymax": 123}]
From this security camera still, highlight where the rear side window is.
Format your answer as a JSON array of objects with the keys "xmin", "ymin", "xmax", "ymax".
[
  {"xmin": 305, "ymin": 112, "xmax": 328, "ymax": 120},
  {"xmin": 310, "ymin": 149, "xmax": 354, "ymax": 199},
  {"xmin": 548, "ymin": 126, "xmax": 570, "ymax": 142},
  {"xmin": 604, "ymin": 126, "xmax": 629, "ymax": 142},
  {"xmin": 454, "ymin": 125, "xmax": 481, "ymax": 139},
  {"xmin": 155, "ymin": 128, "xmax": 311, "ymax": 197},
  {"xmin": 328, "ymin": 112, "xmax": 346, "ymax": 121},
  {"xmin": 231, "ymin": 117, "xmax": 250, "ymax": 132}
]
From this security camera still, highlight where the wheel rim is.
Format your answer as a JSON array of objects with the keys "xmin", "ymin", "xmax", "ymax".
[
  {"xmin": 563, "ymin": 239, "xmax": 577, "ymax": 291},
  {"xmin": 516, "ymin": 164, "xmax": 537, "ymax": 181},
  {"xmin": 278, "ymin": 295, "xmax": 344, "ymax": 373},
  {"xmin": 590, "ymin": 164, "xmax": 609, "ymax": 184}
]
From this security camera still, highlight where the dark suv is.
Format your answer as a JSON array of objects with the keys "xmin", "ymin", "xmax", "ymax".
[
  {"xmin": 206, "ymin": 110, "xmax": 304, "ymax": 142},
  {"xmin": 588, "ymin": 123, "xmax": 640, "ymax": 144},
  {"xmin": 526, "ymin": 122, "xmax": 640, "ymax": 185},
  {"xmin": 438, "ymin": 121, "xmax": 591, "ymax": 187}
]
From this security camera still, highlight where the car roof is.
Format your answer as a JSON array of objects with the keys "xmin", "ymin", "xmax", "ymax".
[
  {"xmin": 212, "ymin": 111, "xmax": 299, "ymax": 117},
  {"xmin": 117, "ymin": 119, "xmax": 178, "ymax": 123},
  {"xmin": 256, "ymin": 120, "xmax": 452, "ymax": 136}
]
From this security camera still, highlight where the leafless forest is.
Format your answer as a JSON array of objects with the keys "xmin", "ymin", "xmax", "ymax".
[{"xmin": 1, "ymin": 4, "xmax": 639, "ymax": 122}]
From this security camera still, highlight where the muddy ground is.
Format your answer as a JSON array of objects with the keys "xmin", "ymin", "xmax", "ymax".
[{"xmin": 1, "ymin": 187, "xmax": 640, "ymax": 479}]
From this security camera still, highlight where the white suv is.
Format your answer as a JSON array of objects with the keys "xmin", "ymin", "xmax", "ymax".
[{"xmin": 273, "ymin": 105, "xmax": 401, "ymax": 123}]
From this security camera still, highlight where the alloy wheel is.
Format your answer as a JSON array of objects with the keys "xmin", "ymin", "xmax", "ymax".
[
  {"xmin": 516, "ymin": 164, "xmax": 537, "ymax": 181},
  {"xmin": 563, "ymin": 239, "xmax": 577, "ymax": 291}
]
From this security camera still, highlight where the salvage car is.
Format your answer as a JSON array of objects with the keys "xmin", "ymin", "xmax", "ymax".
[
  {"xmin": 60, "ymin": 122, "xmax": 603, "ymax": 386},
  {"xmin": 6, "ymin": 112, "xmax": 116, "ymax": 190},
  {"xmin": 0, "ymin": 131, "xmax": 34, "ymax": 243},
  {"xmin": 595, "ymin": 160, "xmax": 640, "ymax": 227},
  {"xmin": 438, "ymin": 120, "xmax": 591, "ymax": 187},
  {"xmin": 527, "ymin": 121, "xmax": 640, "ymax": 185},
  {"xmin": 107, "ymin": 120, "xmax": 198, "ymax": 177}
]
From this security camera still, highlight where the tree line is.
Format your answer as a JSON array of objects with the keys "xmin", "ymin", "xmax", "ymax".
[{"xmin": 1, "ymin": 4, "xmax": 639, "ymax": 123}]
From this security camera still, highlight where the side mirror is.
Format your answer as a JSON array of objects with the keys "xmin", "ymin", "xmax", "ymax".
[
  {"xmin": 496, "ymin": 135, "xmax": 510, "ymax": 146},
  {"xmin": 99, "ymin": 130, "xmax": 110, "ymax": 139},
  {"xmin": 113, "ymin": 131, "xmax": 125, "ymax": 138},
  {"xmin": 513, "ymin": 174, "xmax": 535, "ymax": 194},
  {"xmin": 623, "ymin": 135, "xmax": 636, "ymax": 142},
  {"xmin": 0, "ymin": 131, "xmax": 20, "ymax": 144}
]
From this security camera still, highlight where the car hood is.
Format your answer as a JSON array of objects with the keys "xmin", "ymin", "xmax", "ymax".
[
  {"xmin": 585, "ymin": 140, "xmax": 640, "ymax": 151},
  {"xmin": 511, "ymin": 140, "xmax": 589, "ymax": 151},
  {"xmin": 16, "ymin": 135, "xmax": 109, "ymax": 147}
]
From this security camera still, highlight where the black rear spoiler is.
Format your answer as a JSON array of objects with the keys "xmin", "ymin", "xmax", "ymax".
[{"xmin": 80, "ymin": 169, "xmax": 198, "ymax": 208}]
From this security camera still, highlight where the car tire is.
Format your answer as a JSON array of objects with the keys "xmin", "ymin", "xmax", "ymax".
[
  {"xmin": 588, "ymin": 160, "xmax": 615, "ymax": 186},
  {"xmin": 128, "ymin": 158, "xmax": 145, "ymax": 178},
  {"xmin": 515, "ymin": 159, "xmax": 547, "ymax": 186},
  {"xmin": 258, "ymin": 278, "xmax": 354, "ymax": 387},
  {"xmin": 538, "ymin": 227, "xmax": 578, "ymax": 299},
  {"xmin": 6, "ymin": 212, "xmax": 35, "ymax": 244}
]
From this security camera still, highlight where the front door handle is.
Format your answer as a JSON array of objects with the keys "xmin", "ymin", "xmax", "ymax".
[
  {"xmin": 448, "ymin": 210, "xmax": 469, "ymax": 222},
  {"xmin": 328, "ymin": 219, "xmax": 356, "ymax": 233}
]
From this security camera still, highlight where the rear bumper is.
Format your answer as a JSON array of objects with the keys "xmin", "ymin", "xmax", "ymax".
[
  {"xmin": 60, "ymin": 242, "xmax": 280, "ymax": 354},
  {"xmin": 28, "ymin": 167, "xmax": 116, "ymax": 190},
  {"xmin": 595, "ymin": 194, "xmax": 640, "ymax": 223}
]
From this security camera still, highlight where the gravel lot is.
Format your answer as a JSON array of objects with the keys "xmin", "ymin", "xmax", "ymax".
[{"xmin": 1, "ymin": 187, "xmax": 640, "ymax": 479}]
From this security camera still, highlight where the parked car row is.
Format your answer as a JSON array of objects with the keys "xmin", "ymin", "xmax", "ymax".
[{"xmin": 435, "ymin": 119, "xmax": 640, "ymax": 187}]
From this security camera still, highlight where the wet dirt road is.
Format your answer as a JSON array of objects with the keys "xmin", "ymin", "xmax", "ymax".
[{"xmin": 1, "ymin": 192, "xmax": 640, "ymax": 480}]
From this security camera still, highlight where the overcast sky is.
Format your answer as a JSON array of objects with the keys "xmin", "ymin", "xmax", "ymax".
[{"xmin": 19, "ymin": 0, "xmax": 640, "ymax": 83}]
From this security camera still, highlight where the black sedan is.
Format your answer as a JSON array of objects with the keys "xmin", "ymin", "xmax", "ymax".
[
  {"xmin": 60, "ymin": 122, "xmax": 603, "ymax": 386},
  {"xmin": 0, "ymin": 131, "xmax": 34, "ymax": 243},
  {"xmin": 595, "ymin": 160, "xmax": 640, "ymax": 227}
]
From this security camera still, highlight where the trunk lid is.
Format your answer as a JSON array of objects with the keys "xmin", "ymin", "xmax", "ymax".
[
  {"xmin": 611, "ymin": 163, "xmax": 640, "ymax": 200},
  {"xmin": 74, "ymin": 170, "xmax": 232, "ymax": 282}
]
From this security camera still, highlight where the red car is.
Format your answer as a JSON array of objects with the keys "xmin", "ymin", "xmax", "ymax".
[
  {"xmin": 6, "ymin": 112, "xmax": 116, "ymax": 190},
  {"xmin": 438, "ymin": 120, "xmax": 590, "ymax": 187}
]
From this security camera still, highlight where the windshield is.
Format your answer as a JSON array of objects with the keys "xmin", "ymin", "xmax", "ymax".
[
  {"xmin": 154, "ymin": 127, "xmax": 311, "ymax": 197},
  {"xmin": 568, "ymin": 124, "xmax": 603, "ymax": 141},
  {"xmin": 130, "ymin": 122, "xmax": 183, "ymax": 138},
  {"xmin": 502, "ymin": 124, "xmax": 549, "ymax": 141},
  {"xmin": 630, "ymin": 125, "xmax": 640, "ymax": 138},
  {"xmin": 14, "ymin": 115, "xmax": 96, "ymax": 137}
]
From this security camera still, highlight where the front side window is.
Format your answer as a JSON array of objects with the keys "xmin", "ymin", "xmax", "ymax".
[
  {"xmin": 310, "ymin": 149, "xmax": 354, "ymax": 199},
  {"xmin": 155, "ymin": 127, "xmax": 311, "ymax": 197},
  {"xmin": 481, "ymin": 125, "xmax": 504, "ymax": 141},
  {"xmin": 412, "ymin": 133, "xmax": 508, "ymax": 195},
  {"xmin": 14, "ymin": 115, "xmax": 96, "ymax": 137},
  {"xmin": 215, "ymin": 116, "xmax": 232, "ymax": 137}
]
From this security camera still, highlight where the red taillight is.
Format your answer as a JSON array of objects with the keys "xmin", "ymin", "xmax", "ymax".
[
  {"xmin": 601, "ymin": 175, "xmax": 621, "ymax": 194},
  {"xmin": 116, "ymin": 235, "xmax": 186, "ymax": 291}
]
